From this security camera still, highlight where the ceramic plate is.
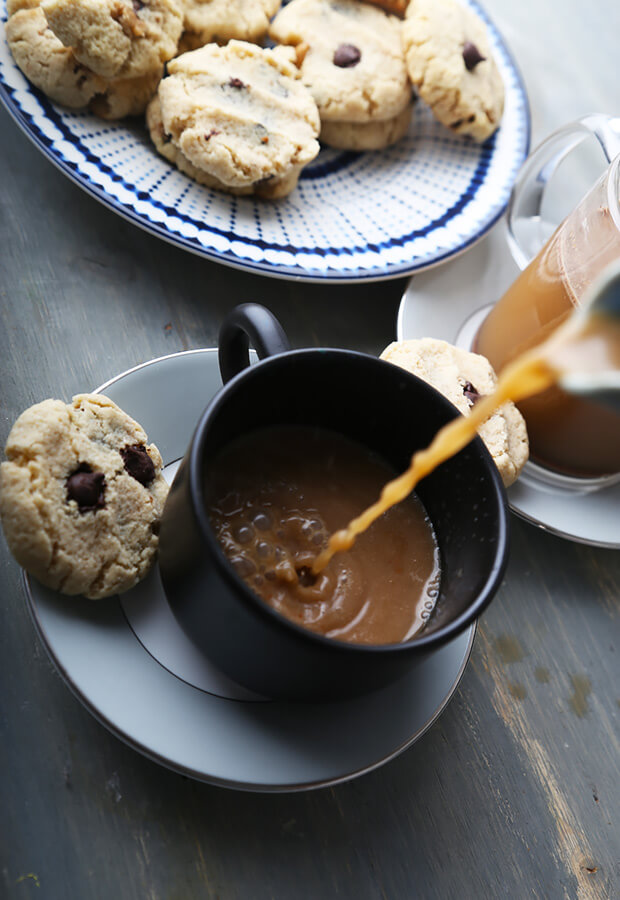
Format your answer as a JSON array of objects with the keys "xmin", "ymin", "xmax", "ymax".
[
  {"xmin": 0, "ymin": 0, "xmax": 529, "ymax": 282},
  {"xmin": 397, "ymin": 220, "xmax": 620, "ymax": 549},
  {"xmin": 24, "ymin": 349, "xmax": 476, "ymax": 791}
]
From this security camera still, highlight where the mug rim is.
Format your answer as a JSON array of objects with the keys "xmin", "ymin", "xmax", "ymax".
[{"xmin": 186, "ymin": 347, "xmax": 510, "ymax": 655}]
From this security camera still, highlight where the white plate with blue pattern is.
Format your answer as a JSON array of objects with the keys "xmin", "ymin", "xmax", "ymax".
[{"xmin": 0, "ymin": 0, "xmax": 529, "ymax": 283}]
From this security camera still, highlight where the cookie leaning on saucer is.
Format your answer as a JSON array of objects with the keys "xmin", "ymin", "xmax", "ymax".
[
  {"xmin": 0, "ymin": 394, "xmax": 169, "ymax": 599},
  {"xmin": 380, "ymin": 338, "xmax": 529, "ymax": 487}
]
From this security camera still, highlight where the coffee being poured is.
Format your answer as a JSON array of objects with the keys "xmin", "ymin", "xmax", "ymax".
[{"xmin": 313, "ymin": 263, "xmax": 620, "ymax": 575}]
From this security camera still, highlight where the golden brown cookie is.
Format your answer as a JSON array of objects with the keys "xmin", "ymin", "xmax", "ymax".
[
  {"xmin": 151, "ymin": 41, "xmax": 320, "ymax": 197},
  {"xmin": 0, "ymin": 394, "xmax": 169, "ymax": 598},
  {"xmin": 269, "ymin": 0, "xmax": 412, "ymax": 123},
  {"xmin": 179, "ymin": 0, "xmax": 281, "ymax": 51},
  {"xmin": 41, "ymin": 0, "xmax": 183, "ymax": 80},
  {"xmin": 402, "ymin": 0, "xmax": 504, "ymax": 141},
  {"xmin": 5, "ymin": 5, "xmax": 107, "ymax": 108},
  {"xmin": 380, "ymin": 338, "xmax": 529, "ymax": 486},
  {"xmin": 319, "ymin": 101, "xmax": 413, "ymax": 149}
]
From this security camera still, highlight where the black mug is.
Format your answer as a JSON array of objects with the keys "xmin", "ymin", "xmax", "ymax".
[{"xmin": 158, "ymin": 304, "xmax": 510, "ymax": 701}]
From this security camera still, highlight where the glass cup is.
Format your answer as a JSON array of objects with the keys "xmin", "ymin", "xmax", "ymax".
[{"xmin": 474, "ymin": 114, "xmax": 620, "ymax": 485}]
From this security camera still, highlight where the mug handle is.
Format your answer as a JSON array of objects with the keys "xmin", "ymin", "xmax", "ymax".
[
  {"xmin": 506, "ymin": 113, "xmax": 620, "ymax": 270},
  {"xmin": 218, "ymin": 303, "xmax": 291, "ymax": 384}
]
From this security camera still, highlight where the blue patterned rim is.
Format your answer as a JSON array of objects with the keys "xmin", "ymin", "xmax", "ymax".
[{"xmin": 0, "ymin": 0, "xmax": 530, "ymax": 282}]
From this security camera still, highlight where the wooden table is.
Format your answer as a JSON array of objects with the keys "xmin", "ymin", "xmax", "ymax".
[{"xmin": 1, "ymin": 0, "xmax": 618, "ymax": 897}]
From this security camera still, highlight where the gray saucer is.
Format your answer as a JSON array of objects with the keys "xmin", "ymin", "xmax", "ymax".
[
  {"xmin": 24, "ymin": 349, "xmax": 475, "ymax": 792},
  {"xmin": 397, "ymin": 220, "xmax": 620, "ymax": 549}
]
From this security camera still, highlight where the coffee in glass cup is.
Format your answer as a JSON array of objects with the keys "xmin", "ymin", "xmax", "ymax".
[{"xmin": 474, "ymin": 119, "xmax": 620, "ymax": 480}]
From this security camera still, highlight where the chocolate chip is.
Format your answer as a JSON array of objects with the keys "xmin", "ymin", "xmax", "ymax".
[
  {"xmin": 204, "ymin": 129, "xmax": 220, "ymax": 141},
  {"xmin": 66, "ymin": 465, "xmax": 106, "ymax": 512},
  {"xmin": 463, "ymin": 41, "xmax": 486, "ymax": 71},
  {"xmin": 228, "ymin": 77, "xmax": 247, "ymax": 89},
  {"xmin": 120, "ymin": 444, "xmax": 155, "ymax": 486},
  {"xmin": 462, "ymin": 381, "xmax": 481, "ymax": 406},
  {"xmin": 333, "ymin": 44, "xmax": 361, "ymax": 68}
]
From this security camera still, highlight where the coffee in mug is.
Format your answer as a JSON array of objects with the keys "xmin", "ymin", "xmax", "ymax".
[{"xmin": 206, "ymin": 425, "xmax": 441, "ymax": 646}]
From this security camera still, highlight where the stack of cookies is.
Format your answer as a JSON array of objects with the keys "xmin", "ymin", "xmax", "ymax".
[
  {"xmin": 5, "ymin": 0, "xmax": 183, "ymax": 118},
  {"xmin": 5, "ymin": 0, "xmax": 506, "ymax": 197},
  {"xmin": 269, "ymin": 0, "xmax": 414, "ymax": 151},
  {"xmin": 146, "ymin": 40, "xmax": 321, "ymax": 198}
]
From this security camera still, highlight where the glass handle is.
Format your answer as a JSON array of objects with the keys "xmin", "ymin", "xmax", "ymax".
[{"xmin": 506, "ymin": 114, "xmax": 620, "ymax": 270}]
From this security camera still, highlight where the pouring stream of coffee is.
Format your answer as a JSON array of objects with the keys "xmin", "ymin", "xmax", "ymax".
[{"xmin": 311, "ymin": 261, "xmax": 620, "ymax": 576}]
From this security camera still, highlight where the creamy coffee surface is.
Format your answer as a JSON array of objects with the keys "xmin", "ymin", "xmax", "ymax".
[{"xmin": 206, "ymin": 426, "xmax": 440, "ymax": 645}]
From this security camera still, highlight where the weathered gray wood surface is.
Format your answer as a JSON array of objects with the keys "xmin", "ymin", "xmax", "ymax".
[{"xmin": 1, "ymin": 0, "xmax": 619, "ymax": 895}]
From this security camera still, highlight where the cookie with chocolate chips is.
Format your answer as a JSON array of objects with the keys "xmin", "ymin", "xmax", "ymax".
[
  {"xmin": 146, "ymin": 93, "xmax": 304, "ymax": 197},
  {"xmin": 149, "ymin": 40, "xmax": 320, "ymax": 197},
  {"xmin": 269, "ymin": 0, "xmax": 411, "ymax": 124},
  {"xmin": 0, "ymin": 394, "xmax": 168, "ymax": 598},
  {"xmin": 5, "ymin": 0, "xmax": 168, "ymax": 117},
  {"xmin": 401, "ymin": 0, "xmax": 504, "ymax": 141},
  {"xmin": 41, "ymin": 0, "xmax": 183, "ymax": 80},
  {"xmin": 380, "ymin": 338, "xmax": 529, "ymax": 486},
  {"xmin": 5, "ymin": 1, "xmax": 108, "ymax": 108}
]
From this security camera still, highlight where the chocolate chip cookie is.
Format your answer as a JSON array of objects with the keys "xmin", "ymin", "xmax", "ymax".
[
  {"xmin": 41, "ymin": 0, "xmax": 183, "ymax": 80},
  {"xmin": 269, "ymin": 0, "xmax": 412, "ymax": 123},
  {"xmin": 5, "ymin": 2, "xmax": 108, "ymax": 108},
  {"xmin": 0, "ymin": 394, "xmax": 169, "ymax": 598},
  {"xmin": 380, "ymin": 338, "xmax": 529, "ymax": 486},
  {"xmin": 147, "ymin": 93, "xmax": 302, "ymax": 197},
  {"xmin": 150, "ymin": 41, "xmax": 320, "ymax": 197},
  {"xmin": 5, "ymin": 0, "xmax": 165, "ymax": 116},
  {"xmin": 402, "ymin": 0, "xmax": 504, "ymax": 141},
  {"xmin": 179, "ymin": 0, "xmax": 281, "ymax": 53}
]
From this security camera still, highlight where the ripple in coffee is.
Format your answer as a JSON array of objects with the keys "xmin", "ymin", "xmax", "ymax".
[{"xmin": 206, "ymin": 426, "xmax": 441, "ymax": 645}]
